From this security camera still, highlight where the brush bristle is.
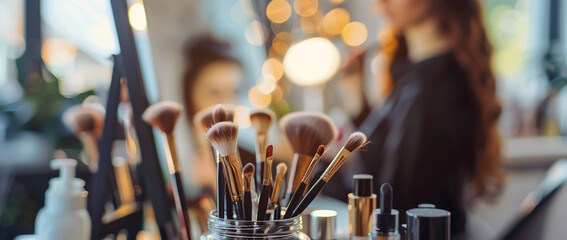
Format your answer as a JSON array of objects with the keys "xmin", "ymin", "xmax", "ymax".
[
  {"xmin": 206, "ymin": 122, "xmax": 239, "ymax": 156},
  {"xmin": 243, "ymin": 163, "xmax": 255, "ymax": 174},
  {"xmin": 276, "ymin": 163, "xmax": 288, "ymax": 175},
  {"xmin": 344, "ymin": 132, "xmax": 368, "ymax": 152},
  {"xmin": 279, "ymin": 112, "xmax": 338, "ymax": 155},
  {"xmin": 193, "ymin": 107, "xmax": 214, "ymax": 132},
  {"xmin": 316, "ymin": 145, "xmax": 325, "ymax": 156},
  {"xmin": 142, "ymin": 101, "xmax": 183, "ymax": 133},
  {"xmin": 63, "ymin": 105, "xmax": 105, "ymax": 136},
  {"xmin": 212, "ymin": 104, "xmax": 228, "ymax": 123},
  {"xmin": 266, "ymin": 145, "xmax": 273, "ymax": 158},
  {"xmin": 250, "ymin": 108, "xmax": 275, "ymax": 133}
]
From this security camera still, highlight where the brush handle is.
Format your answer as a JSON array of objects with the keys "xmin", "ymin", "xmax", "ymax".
[
  {"xmin": 273, "ymin": 204, "xmax": 281, "ymax": 220},
  {"xmin": 171, "ymin": 172, "xmax": 191, "ymax": 240},
  {"xmin": 283, "ymin": 182, "xmax": 306, "ymax": 219},
  {"xmin": 225, "ymin": 186, "xmax": 234, "ymax": 219},
  {"xmin": 256, "ymin": 184, "xmax": 272, "ymax": 220},
  {"xmin": 256, "ymin": 161, "xmax": 264, "ymax": 192},
  {"xmin": 217, "ymin": 162, "xmax": 225, "ymax": 218},
  {"xmin": 244, "ymin": 191, "xmax": 252, "ymax": 220},
  {"xmin": 289, "ymin": 179, "xmax": 326, "ymax": 218},
  {"xmin": 233, "ymin": 199, "xmax": 245, "ymax": 220}
]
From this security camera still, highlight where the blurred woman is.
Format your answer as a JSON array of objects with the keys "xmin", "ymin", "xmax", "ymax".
[
  {"xmin": 182, "ymin": 35, "xmax": 243, "ymax": 195},
  {"xmin": 355, "ymin": 0, "xmax": 502, "ymax": 235}
]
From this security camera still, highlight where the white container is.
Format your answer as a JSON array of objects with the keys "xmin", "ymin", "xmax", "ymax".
[{"xmin": 35, "ymin": 158, "xmax": 91, "ymax": 240}]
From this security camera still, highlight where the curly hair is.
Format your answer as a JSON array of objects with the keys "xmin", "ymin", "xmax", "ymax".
[{"xmin": 381, "ymin": 0, "xmax": 503, "ymax": 199}]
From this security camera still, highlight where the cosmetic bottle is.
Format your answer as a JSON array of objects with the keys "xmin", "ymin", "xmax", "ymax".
[
  {"xmin": 349, "ymin": 174, "xmax": 377, "ymax": 240},
  {"xmin": 405, "ymin": 207, "xmax": 450, "ymax": 240},
  {"xmin": 310, "ymin": 210, "xmax": 337, "ymax": 240},
  {"xmin": 370, "ymin": 183, "xmax": 400, "ymax": 240},
  {"xmin": 35, "ymin": 159, "xmax": 91, "ymax": 240}
]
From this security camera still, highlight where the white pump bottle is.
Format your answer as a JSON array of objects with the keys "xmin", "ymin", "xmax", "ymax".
[{"xmin": 35, "ymin": 158, "xmax": 91, "ymax": 240}]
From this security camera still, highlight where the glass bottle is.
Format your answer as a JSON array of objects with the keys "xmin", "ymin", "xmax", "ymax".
[{"xmin": 201, "ymin": 211, "xmax": 310, "ymax": 239}]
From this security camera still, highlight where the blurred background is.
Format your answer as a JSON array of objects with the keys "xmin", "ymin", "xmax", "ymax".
[{"xmin": 1, "ymin": 0, "xmax": 567, "ymax": 239}]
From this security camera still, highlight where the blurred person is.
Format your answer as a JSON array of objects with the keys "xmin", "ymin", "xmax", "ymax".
[
  {"xmin": 328, "ymin": 0, "xmax": 503, "ymax": 236},
  {"xmin": 181, "ymin": 35, "xmax": 243, "ymax": 196}
]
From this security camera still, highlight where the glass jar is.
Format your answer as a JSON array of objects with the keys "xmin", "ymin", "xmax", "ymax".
[{"xmin": 201, "ymin": 211, "xmax": 310, "ymax": 239}]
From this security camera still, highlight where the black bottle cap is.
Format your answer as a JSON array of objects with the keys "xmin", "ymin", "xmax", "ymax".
[
  {"xmin": 352, "ymin": 174, "xmax": 373, "ymax": 197},
  {"xmin": 406, "ymin": 207, "xmax": 451, "ymax": 240},
  {"xmin": 372, "ymin": 183, "xmax": 398, "ymax": 234}
]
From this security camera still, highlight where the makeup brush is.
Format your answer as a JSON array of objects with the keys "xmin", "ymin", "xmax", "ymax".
[
  {"xmin": 250, "ymin": 108, "xmax": 275, "ymax": 189},
  {"xmin": 283, "ymin": 145, "xmax": 325, "ymax": 219},
  {"xmin": 270, "ymin": 163, "xmax": 288, "ymax": 208},
  {"xmin": 242, "ymin": 163, "xmax": 254, "ymax": 220},
  {"xmin": 288, "ymin": 132, "xmax": 367, "ymax": 218},
  {"xmin": 256, "ymin": 145, "xmax": 274, "ymax": 221},
  {"xmin": 210, "ymin": 104, "xmax": 239, "ymax": 219},
  {"xmin": 142, "ymin": 101, "xmax": 191, "ymax": 240},
  {"xmin": 273, "ymin": 204, "xmax": 281, "ymax": 220},
  {"xmin": 63, "ymin": 104, "xmax": 105, "ymax": 172},
  {"xmin": 194, "ymin": 104, "xmax": 236, "ymax": 133},
  {"xmin": 279, "ymin": 112, "xmax": 338, "ymax": 205},
  {"xmin": 206, "ymin": 122, "xmax": 245, "ymax": 220}
]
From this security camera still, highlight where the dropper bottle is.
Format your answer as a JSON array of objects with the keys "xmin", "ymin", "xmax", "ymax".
[{"xmin": 370, "ymin": 183, "xmax": 400, "ymax": 240}]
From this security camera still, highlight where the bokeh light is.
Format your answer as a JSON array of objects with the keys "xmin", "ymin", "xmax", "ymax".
[
  {"xmin": 283, "ymin": 37, "xmax": 340, "ymax": 86},
  {"xmin": 322, "ymin": 8, "xmax": 350, "ymax": 36},
  {"xmin": 128, "ymin": 2, "xmax": 147, "ymax": 31},
  {"xmin": 294, "ymin": 0, "xmax": 318, "ymax": 17},
  {"xmin": 233, "ymin": 106, "xmax": 251, "ymax": 129},
  {"xmin": 249, "ymin": 86, "xmax": 272, "ymax": 107},
  {"xmin": 271, "ymin": 85, "xmax": 284, "ymax": 102},
  {"xmin": 266, "ymin": 0, "xmax": 292, "ymax": 23},
  {"xmin": 41, "ymin": 39, "xmax": 77, "ymax": 67},
  {"xmin": 257, "ymin": 76, "xmax": 277, "ymax": 94},
  {"xmin": 272, "ymin": 31, "xmax": 293, "ymax": 55},
  {"xmin": 300, "ymin": 12, "xmax": 323, "ymax": 34},
  {"xmin": 262, "ymin": 58, "xmax": 284, "ymax": 81},
  {"xmin": 329, "ymin": 0, "xmax": 344, "ymax": 4},
  {"xmin": 245, "ymin": 21, "xmax": 267, "ymax": 45},
  {"xmin": 341, "ymin": 21, "xmax": 368, "ymax": 46}
]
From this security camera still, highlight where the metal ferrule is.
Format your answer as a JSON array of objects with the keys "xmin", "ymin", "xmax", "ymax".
[
  {"xmin": 243, "ymin": 172, "xmax": 253, "ymax": 192},
  {"xmin": 271, "ymin": 173, "xmax": 285, "ymax": 205},
  {"xmin": 301, "ymin": 153, "xmax": 322, "ymax": 184},
  {"xmin": 215, "ymin": 150, "xmax": 221, "ymax": 163},
  {"xmin": 321, "ymin": 147, "xmax": 351, "ymax": 182},
  {"xmin": 263, "ymin": 155, "xmax": 273, "ymax": 186},
  {"xmin": 349, "ymin": 193, "xmax": 377, "ymax": 237},
  {"xmin": 221, "ymin": 153, "xmax": 243, "ymax": 202}
]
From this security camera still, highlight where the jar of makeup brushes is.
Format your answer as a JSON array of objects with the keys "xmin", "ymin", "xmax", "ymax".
[{"xmin": 201, "ymin": 211, "xmax": 310, "ymax": 239}]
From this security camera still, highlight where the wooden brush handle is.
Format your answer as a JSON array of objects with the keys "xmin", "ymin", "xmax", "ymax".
[{"xmin": 171, "ymin": 172, "xmax": 191, "ymax": 240}]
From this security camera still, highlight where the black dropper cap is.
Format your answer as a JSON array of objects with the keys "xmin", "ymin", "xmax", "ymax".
[
  {"xmin": 372, "ymin": 183, "xmax": 398, "ymax": 235},
  {"xmin": 352, "ymin": 174, "xmax": 373, "ymax": 197}
]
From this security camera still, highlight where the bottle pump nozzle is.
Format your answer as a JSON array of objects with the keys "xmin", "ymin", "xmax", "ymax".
[{"xmin": 50, "ymin": 159, "xmax": 77, "ymax": 192}]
